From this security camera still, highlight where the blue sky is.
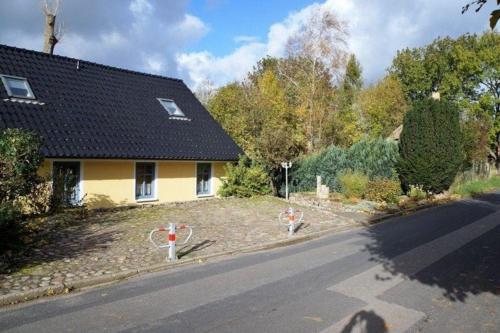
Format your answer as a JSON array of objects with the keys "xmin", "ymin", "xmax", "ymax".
[
  {"xmin": 186, "ymin": 0, "xmax": 312, "ymax": 56},
  {"xmin": 0, "ymin": 0, "xmax": 495, "ymax": 89}
]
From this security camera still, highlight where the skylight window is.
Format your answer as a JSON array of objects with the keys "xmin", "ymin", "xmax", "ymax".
[
  {"xmin": 1, "ymin": 75, "xmax": 35, "ymax": 99},
  {"xmin": 157, "ymin": 98, "xmax": 185, "ymax": 117}
]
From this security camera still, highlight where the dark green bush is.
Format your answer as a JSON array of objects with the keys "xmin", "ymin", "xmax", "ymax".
[
  {"xmin": 365, "ymin": 178, "xmax": 402, "ymax": 203},
  {"xmin": 397, "ymin": 98, "xmax": 464, "ymax": 193},
  {"xmin": 0, "ymin": 128, "xmax": 43, "ymax": 203},
  {"xmin": 218, "ymin": 156, "xmax": 271, "ymax": 197},
  {"xmin": 290, "ymin": 138, "xmax": 399, "ymax": 192},
  {"xmin": 0, "ymin": 202, "xmax": 24, "ymax": 255},
  {"xmin": 0, "ymin": 128, "xmax": 43, "ymax": 255}
]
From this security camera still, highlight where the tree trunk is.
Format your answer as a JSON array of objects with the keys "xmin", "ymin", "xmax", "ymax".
[
  {"xmin": 496, "ymin": 132, "xmax": 500, "ymax": 173},
  {"xmin": 43, "ymin": 14, "xmax": 58, "ymax": 54}
]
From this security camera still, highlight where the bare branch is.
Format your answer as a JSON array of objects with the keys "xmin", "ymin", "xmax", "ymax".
[{"xmin": 41, "ymin": 0, "xmax": 60, "ymax": 16}]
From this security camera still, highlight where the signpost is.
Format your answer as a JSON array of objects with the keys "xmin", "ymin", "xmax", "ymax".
[{"xmin": 281, "ymin": 161, "xmax": 292, "ymax": 201}]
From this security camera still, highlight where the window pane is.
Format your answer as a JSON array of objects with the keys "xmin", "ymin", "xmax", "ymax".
[
  {"xmin": 135, "ymin": 163, "xmax": 155, "ymax": 199},
  {"xmin": 158, "ymin": 99, "xmax": 185, "ymax": 117},
  {"xmin": 136, "ymin": 175, "xmax": 145, "ymax": 197},
  {"xmin": 144, "ymin": 165, "xmax": 154, "ymax": 175},
  {"xmin": 5, "ymin": 77, "xmax": 32, "ymax": 98},
  {"xmin": 144, "ymin": 175, "xmax": 153, "ymax": 196}
]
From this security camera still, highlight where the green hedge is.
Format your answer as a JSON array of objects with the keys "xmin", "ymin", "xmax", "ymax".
[{"xmin": 290, "ymin": 138, "xmax": 399, "ymax": 192}]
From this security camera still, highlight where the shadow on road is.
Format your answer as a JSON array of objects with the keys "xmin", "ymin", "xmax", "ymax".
[
  {"xmin": 177, "ymin": 240, "xmax": 216, "ymax": 259},
  {"xmin": 361, "ymin": 193, "xmax": 500, "ymax": 302},
  {"xmin": 340, "ymin": 310, "xmax": 388, "ymax": 333}
]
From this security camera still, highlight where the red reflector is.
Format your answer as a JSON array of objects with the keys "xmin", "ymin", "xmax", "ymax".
[{"xmin": 168, "ymin": 233, "xmax": 176, "ymax": 241}]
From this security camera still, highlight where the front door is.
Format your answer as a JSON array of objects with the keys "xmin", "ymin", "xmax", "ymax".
[{"xmin": 53, "ymin": 161, "xmax": 81, "ymax": 205}]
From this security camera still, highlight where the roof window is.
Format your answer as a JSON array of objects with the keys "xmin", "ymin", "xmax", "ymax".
[
  {"xmin": 1, "ymin": 75, "xmax": 35, "ymax": 99},
  {"xmin": 157, "ymin": 98, "xmax": 185, "ymax": 117}
]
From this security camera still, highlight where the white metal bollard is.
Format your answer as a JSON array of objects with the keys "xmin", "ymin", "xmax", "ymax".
[
  {"xmin": 287, "ymin": 207, "xmax": 296, "ymax": 236},
  {"xmin": 278, "ymin": 207, "xmax": 304, "ymax": 236},
  {"xmin": 149, "ymin": 223, "xmax": 193, "ymax": 262},
  {"xmin": 168, "ymin": 223, "xmax": 176, "ymax": 261}
]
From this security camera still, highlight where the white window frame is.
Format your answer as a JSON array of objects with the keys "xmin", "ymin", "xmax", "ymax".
[
  {"xmin": 134, "ymin": 161, "xmax": 158, "ymax": 202},
  {"xmin": 50, "ymin": 160, "xmax": 84, "ymax": 205},
  {"xmin": 0, "ymin": 74, "xmax": 36, "ymax": 99},
  {"xmin": 157, "ymin": 98, "xmax": 185, "ymax": 117},
  {"xmin": 195, "ymin": 162, "xmax": 214, "ymax": 197}
]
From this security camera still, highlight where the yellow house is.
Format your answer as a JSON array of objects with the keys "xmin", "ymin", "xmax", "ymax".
[{"xmin": 0, "ymin": 44, "xmax": 242, "ymax": 208}]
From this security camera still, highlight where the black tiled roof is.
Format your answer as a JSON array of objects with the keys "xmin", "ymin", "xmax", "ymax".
[{"xmin": 0, "ymin": 44, "xmax": 242, "ymax": 161}]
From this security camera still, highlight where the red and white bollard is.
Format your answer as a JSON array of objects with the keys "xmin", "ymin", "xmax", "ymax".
[
  {"xmin": 168, "ymin": 223, "xmax": 177, "ymax": 261},
  {"xmin": 149, "ymin": 223, "xmax": 193, "ymax": 261},
  {"xmin": 278, "ymin": 207, "xmax": 304, "ymax": 236}
]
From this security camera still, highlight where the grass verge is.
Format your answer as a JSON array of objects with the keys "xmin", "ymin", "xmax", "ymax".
[{"xmin": 451, "ymin": 176, "xmax": 500, "ymax": 197}]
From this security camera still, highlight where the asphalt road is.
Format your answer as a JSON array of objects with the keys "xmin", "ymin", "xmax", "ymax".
[{"xmin": 1, "ymin": 193, "xmax": 499, "ymax": 333}]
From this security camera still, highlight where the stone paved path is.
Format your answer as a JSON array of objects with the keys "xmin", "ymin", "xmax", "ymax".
[{"xmin": 0, "ymin": 197, "xmax": 362, "ymax": 298}]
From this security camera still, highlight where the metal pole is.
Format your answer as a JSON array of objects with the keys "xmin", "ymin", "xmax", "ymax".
[
  {"xmin": 168, "ymin": 223, "xmax": 176, "ymax": 261},
  {"xmin": 285, "ymin": 166, "xmax": 289, "ymax": 201}
]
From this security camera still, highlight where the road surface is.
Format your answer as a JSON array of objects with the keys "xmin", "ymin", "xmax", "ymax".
[{"xmin": 1, "ymin": 193, "xmax": 499, "ymax": 332}]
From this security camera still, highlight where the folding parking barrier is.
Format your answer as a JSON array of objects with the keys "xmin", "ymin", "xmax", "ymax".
[
  {"xmin": 149, "ymin": 223, "xmax": 193, "ymax": 261},
  {"xmin": 278, "ymin": 207, "xmax": 304, "ymax": 236}
]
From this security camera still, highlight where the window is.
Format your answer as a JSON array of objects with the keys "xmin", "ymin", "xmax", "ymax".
[
  {"xmin": 1, "ymin": 75, "xmax": 35, "ymax": 99},
  {"xmin": 196, "ymin": 163, "xmax": 212, "ymax": 196},
  {"xmin": 52, "ymin": 161, "xmax": 81, "ymax": 206},
  {"xmin": 136, "ymin": 162, "xmax": 156, "ymax": 200},
  {"xmin": 157, "ymin": 98, "xmax": 185, "ymax": 117}
]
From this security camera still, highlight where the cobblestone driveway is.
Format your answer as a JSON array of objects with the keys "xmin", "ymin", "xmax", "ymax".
[{"xmin": 0, "ymin": 197, "xmax": 360, "ymax": 298}]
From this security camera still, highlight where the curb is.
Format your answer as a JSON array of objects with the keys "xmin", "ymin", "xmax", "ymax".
[
  {"xmin": 366, "ymin": 201, "xmax": 441, "ymax": 224},
  {"xmin": 0, "ymin": 200, "xmax": 446, "ymax": 307}
]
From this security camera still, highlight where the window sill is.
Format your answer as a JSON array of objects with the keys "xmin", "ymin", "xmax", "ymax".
[
  {"xmin": 136, "ymin": 198, "xmax": 159, "ymax": 203},
  {"xmin": 197, "ymin": 194, "xmax": 214, "ymax": 198}
]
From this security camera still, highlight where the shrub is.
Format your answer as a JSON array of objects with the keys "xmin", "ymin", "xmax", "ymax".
[
  {"xmin": 338, "ymin": 169, "xmax": 369, "ymax": 198},
  {"xmin": 397, "ymin": 98, "xmax": 464, "ymax": 193},
  {"xmin": 347, "ymin": 138, "xmax": 399, "ymax": 179},
  {"xmin": 0, "ymin": 202, "xmax": 24, "ymax": 255},
  {"xmin": 0, "ymin": 129, "xmax": 43, "ymax": 255},
  {"xmin": 365, "ymin": 178, "xmax": 402, "ymax": 203},
  {"xmin": 0, "ymin": 128, "xmax": 43, "ymax": 203},
  {"xmin": 218, "ymin": 156, "xmax": 271, "ymax": 198},
  {"xmin": 290, "ymin": 138, "xmax": 398, "ymax": 193},
  {"xmin": 407, "ymin": 184, "xmax": 427, "ymax": 201}
]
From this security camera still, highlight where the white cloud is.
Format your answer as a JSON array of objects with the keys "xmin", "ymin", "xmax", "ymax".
[
  {"xmin": 234, "ymin": 35, "xmax": 260, "ymax": 43},
  {"xmin": 177, "ymin": 42, "xmax": 267, "ymax": 88},
  {"xmin": 0, "ymin": 0, "xmax": 208, "ymax": 79},
  {"xmin": 129, "ymin": 0, "xmax": 154, "ymax": 17},
  {"xmin": 0, "ymin": 0, "xmax": 491, "ymax": 89},
  {"xmin": 177, "ymin": 0, "xmax": 491, "ymax": 89}
]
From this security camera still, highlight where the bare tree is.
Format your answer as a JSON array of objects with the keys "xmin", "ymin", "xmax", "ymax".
[
  {"xmin": 278, "ymin": 7, "xmax": 348, "ymax": 152},
  {"xmin": 42, "ymin": 0, "xmax": 63, "ymax": 54},
  {"xmin": 194, "ymin": 79, "xmax": 217, "ymax": 107}
]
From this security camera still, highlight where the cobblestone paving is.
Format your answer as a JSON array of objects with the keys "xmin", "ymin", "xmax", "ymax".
[{"xmin": 0, "ymin": 197, "xmax": 361, "ymax": 297}]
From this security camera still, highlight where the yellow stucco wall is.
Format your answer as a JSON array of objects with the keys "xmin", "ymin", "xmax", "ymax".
[
  {"xmin": 42, "ymin": 159, "xmax": 229, "ymax": 208},
  {"xmin": 213, "ymin": 162, "xmax": 227, "ymax": 192},
  {"xmin": 83, "ymin": 160, "xmax": 135, "ymax": 208}
]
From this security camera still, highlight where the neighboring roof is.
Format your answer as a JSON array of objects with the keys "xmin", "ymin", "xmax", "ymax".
[
  {"xmin": 0, "ymin": 44, "xmax": 242, "ymax": 161},
  {"xmin": 388, "ymin": 125, "xmax": 403, "ymax": 141}
]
